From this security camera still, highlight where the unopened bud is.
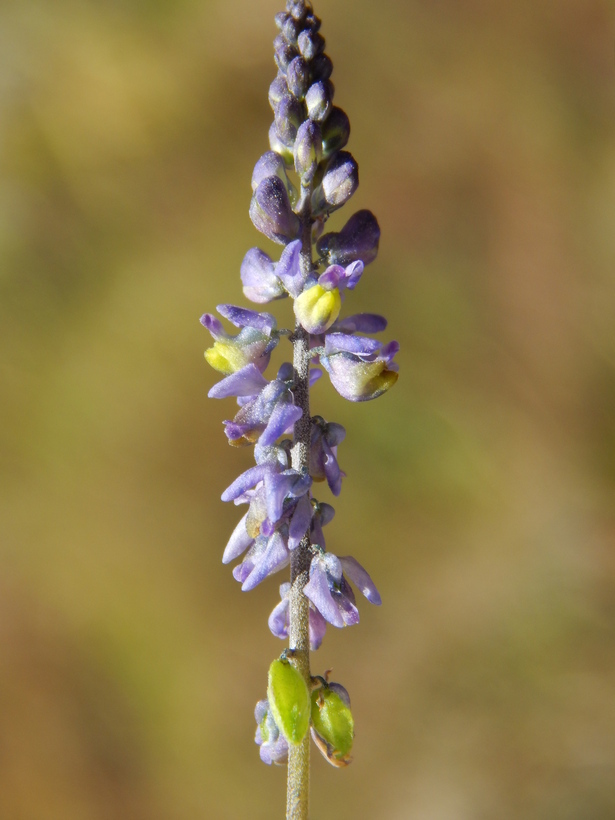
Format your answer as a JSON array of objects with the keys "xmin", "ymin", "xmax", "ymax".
[
  {"xmin": 310, "ymin": 52, "xmax": 333, "ymax": 82},
  {"xmin": 312, "ymin": 150, "xmax": 358, "ymax": 214},
  {"xmin": 293, "ymin": 120, "xmax": 322, "ymax": 184},
  {"xmin": 250, "ymin": 176, "xmax": 300, "ymax": 244},
  {"xmin": 286, "ymin": 56, "xmax": 310, "ymax": 100},
  {"xmin": 305, "ymin": 79, "xmax": 333, "ymax": 123},
  {"xmin": 316, "ymin": 209, "xmax": 380, "ymax": 266},
  {"xmin": 321, "ymin": 106, "xmax": 350, "ymax": 159},
  {"xmin": 268, "ymin": 122, "xmax": 294, "ymax": 165},
  {"xmin": 298, "ymin": 29, "xmax": 325, "ymax": 61},
  {"xmin": 275, "ymin": 95, "xmax": 303, "ymax": 144}
]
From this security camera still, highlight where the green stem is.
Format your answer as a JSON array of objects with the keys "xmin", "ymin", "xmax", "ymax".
[{"xmin": 287, "ymin": 186, "xmax": 313, "ymax": 820}]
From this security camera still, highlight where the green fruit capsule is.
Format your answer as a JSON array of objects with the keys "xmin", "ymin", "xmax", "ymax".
[
  {"xmin": 310, "ymin": 684, "xmax": 354, "ymax": 767},
  {"xmin": 267, "ymin": 658, "xmax": 310, "ymax": 746}
]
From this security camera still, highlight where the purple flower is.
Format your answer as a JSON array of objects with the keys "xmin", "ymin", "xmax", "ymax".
[
  {"xmin": 319, "ymin": 333, "xmax": 399, "ymax": 402},
  {"xmin": 303, "ymin": 550, "xmax": 381, "ymax": 628},
  {"xmin": 269, "ymin": 582, "xmax": 327, "ymax": 650},
  {"xmin": 200, "ymin": 305, "xmax": 278, "ymax": 374},
  {"xmin": 209, "ymin": 363, "xmax": 302, "ymax": 447},
  {"xmin": 316, "ymin": 209, "xmax": 380, "ymax": 267},
  {"xmin": 233, "ymin": 530, "xmax": 290, "ymax": 591},
  {"xmin": 241, "ymin": 239, "xmax": 309, "ymax": 304},
  {"xmin": 309, "ymin": 416, "xmax": 345, "ymax": 496},
  {"xmin": 255, "ymin": 699, "xmax": 289, "ymax": 765},
  {"xmin": 249, "ymin": 176, "xmax": 300, "ymax": 245}
]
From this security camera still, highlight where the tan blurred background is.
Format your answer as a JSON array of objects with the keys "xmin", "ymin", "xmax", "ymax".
[{"xmin": 1, "ymin": 0, "xmax": 615, "ymax": 817}]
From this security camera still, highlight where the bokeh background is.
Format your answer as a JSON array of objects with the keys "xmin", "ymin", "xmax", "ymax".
[{"xmin": 1, "ymin": 0, "xmax": 615, "ymax": 817}]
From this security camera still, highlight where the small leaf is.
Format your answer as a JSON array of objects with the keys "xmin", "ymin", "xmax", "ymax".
[
  {"xmin": 267, "ymin": 658, "xmax": 310, "ymax": 746},
  {"xmin": 310, "ymin": 683, "xmax": 354, "ymax": 766}
]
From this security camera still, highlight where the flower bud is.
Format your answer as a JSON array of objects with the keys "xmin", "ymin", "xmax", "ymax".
[
  {"xmin": 293, "ymin": 120, "xmax": 322, "ymax": 184},
  {"xmin": 304, "ymin": 12, "xmax": 321, "ymax": 33},
  {"xmin": 267, "ymin": 657, "xmax": 310, "ymax": 746},
  {"xmin": 316, "ymin": 209, "xmax": 380, "ymax": 266},
  {"xmin": 321, "ymin": 106, "xmax": 350, "ymax": 159},
  {"xmin": 274, "ymin": 11, "xmax": 288, "ymax": 31},
  {"xmin": 252, "ymin": 151, "xmax": 296, "ymax": 203},
  {"xmin": 294, "ymin": 282, "xmax": 341, "ymax": 334},
  {"xmin": 275, "ymin": 94, "xmax": 303, "ymax": 145},
  {"xmin": 305, "ymin": 79, "xmax": 333, "ymax": 122},
  {"xmin": 268, "ymin": 74, "xmax": 288, "ymax": 111},
  {"xmin": 310, "ymin": 52, "xmax": 333, "ymax": 82},
  {"xmin": 274, "ymin": 34, "xmax": 297, "ymax": 73},
  {"xmin": 298, "ymin": 29, "xmax": 325, "ymax": 61},
  {"xmin": 311, "ymin": 151, "xmax": 358, "ymax": 214},
  {"xmin": 282, "ymin": 15, "xmax": 300, "ymax": 44},
  {"xmin": 320, "ymin": 335, "xmax": 399, "ymax": 401},
  {"xmin": 250, "ymin": 176, "xmax": 300, "ymax": 244},
  {"xmin": 310, "ymin": 681, "xmax": 354, "ymax": 767},
  {"xmin": 286, "ymin": 0, "xmax": 310, "ymax": 21},
  {"xmin": 286, "ymin": 56, "xmax": 310, "ymax": 100},
  {"xmin": 269, "ymin": 122, "xmax": 294, "ymax": 165}
]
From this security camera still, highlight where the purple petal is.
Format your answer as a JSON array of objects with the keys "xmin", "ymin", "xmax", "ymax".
[
  {"xmin": 331, "ymin": 313, "xmax": 388, "ymax": 334},
  {"xmin": 241, "ymin": 247, "xmax": 285, "ymax": 304},
  {"xmin": 288, "ymin": 493, "xmax": 313, "ymax": 550},
  {"xmin": 344, "ymin": 260, "xmax": 364, "ymax": 290},
  {"xmin": 324, "ymin": 333, "xmax": 382, "ymax": 357},
  {"xmin": 222, "ymin": 513, "xmax": 254, "ymax": 564},
  {"xmin": 339, "ymin": 556, "xmax": 382, "ymax": 605},
  {"xmin": 309, "ymin": 368, "xmax": 323, "ymax": 386},
  {"xmin": 242, "ymin": 531, "xmax": 289, "ymax": 591},
  {"xmin": 200, "ymin": 313, "xmax": 225, "ymax": 338},
  {"xmin": 259, "ymin": 401, "xmax": 302, "ymax": 447},
  {"xmin": 268, "ymin": 584, "xmax": 290, "ymax": 639},
  {"xmin": 264, "ymin": 470, "xmax": 295, "ymax": 523},
  {"xmin": 221, "ymin": 464, "xmax": 267, "ymax": 503},
  {"xmin": 259, "ymin": 735, "xmax": 289, "ymax": 765},
  {"xmin": 309, "ymin": 607, "xmax": 327, "ymax": 649},
  {"xmin": 216, "ymin": 304, "xmax": 276, "ymax": 332},
  {"xmin": 275, "ymin": 239, "xmax": 304, "ymax": 298},
  {"xmin": 304, "ymin": 563, "xmax": 345, "ymax": 627},
  {"xmin": 318, "ymin": 265, "xmax": 344, "ymax": 290},
  {"xmin": 208, "ymin": 364, "xmax": 268, "ymax": 399}
]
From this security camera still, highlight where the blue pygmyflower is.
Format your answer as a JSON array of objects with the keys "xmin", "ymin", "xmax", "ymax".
[{"xmin": 201, "ymin": 0, "xmax": 398, "ymax": 794}]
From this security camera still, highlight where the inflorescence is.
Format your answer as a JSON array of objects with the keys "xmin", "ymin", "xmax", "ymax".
[{"xmin": 201, "ymin": 0, "xmax": 398, "ymax": 775}]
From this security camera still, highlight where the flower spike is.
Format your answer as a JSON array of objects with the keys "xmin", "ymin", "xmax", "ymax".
[{"xmin": 200, "ymin": 0, "xmax": 398, "ymax": 807}]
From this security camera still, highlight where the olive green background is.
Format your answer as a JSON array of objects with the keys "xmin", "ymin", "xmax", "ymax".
[{"xmin": 1, "ymin": 0, "xmax": 614, "ymax": 817}]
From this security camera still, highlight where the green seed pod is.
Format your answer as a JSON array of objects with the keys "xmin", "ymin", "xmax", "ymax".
[
  {"xmin": 310, "ymin": 683, "xmax": 354, "ymax": 767},
  {"xmin": 267, "ymin": 658, "xmax": 310, "ymax": 746}
]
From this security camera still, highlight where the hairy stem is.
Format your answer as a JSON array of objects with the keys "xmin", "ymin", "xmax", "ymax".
[{"xmin": 287, "ymin": 187, "xmax": 313, "ymax": 820}]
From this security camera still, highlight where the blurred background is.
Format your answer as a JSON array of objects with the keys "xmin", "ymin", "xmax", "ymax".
[{"xmin": 1, "ymin": 0, "xmax": 614, "ymax": 817}]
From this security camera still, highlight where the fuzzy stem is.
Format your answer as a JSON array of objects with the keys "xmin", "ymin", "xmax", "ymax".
[{"xmin": 287, "ymin": 186, "xmax": 313, "ymax": 820}]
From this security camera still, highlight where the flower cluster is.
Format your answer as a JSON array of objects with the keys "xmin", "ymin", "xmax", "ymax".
[{"xmin": 201, "ymin": 0, "xmax": 398, "ymax": 772}]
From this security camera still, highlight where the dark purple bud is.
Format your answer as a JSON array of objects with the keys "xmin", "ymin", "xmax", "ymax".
[
  {"xmin": 304, "ymin": 12, "xmax": 321, "ymax": 33},
  {"xmin": 321, "ymin": 106, "xmax": 350, "ymax": 159},
  {"xmin": 286, "ymin": 0, "xmax": 310, "ymax": 21},
  {"xmin": 275, "ymin": 95, "xmax": 303, "ymax": 144},
  {"xmin": 274, "ymin": 35, "xmax": 297, "ymax": 73},
  {"xmin": 282, "ymin": 15, "xmax": 300, "ymax": 44},
  {"xmin": 286, "ymin": 56, "xmax": 310, "ymax": 100},
  {"xmin": 305, "ymin": 80, "xmax": 333, "ymax": 123},
  {"xmin": 294, "ymin": 120, "xmax": 322, "ymax": 184},
  {"xmin": 298, "ymin": 30, "xmax": 325, "ymax": 61},
  {"xmin": 250, "ymin": 176, "xmax": 300, "ymax": 245},
  {"xmin": 269, "ymin": 122, "xmax": 294, "ymax": 165},
  {"xmin": 252, "ymin": 151, "xmax": 296, "ymax": 202},
  {"xmin": 316, "ymin": 210, "xmax": 380, "ymax": 266},
  {"xmin": 312, "ymin": 151, "xmax": 358, "ymax": 214},
  {"xmin": 269, "ymin": 75, "xmax": 288, "ymax": 111},
  {"xmin": 275, "ymin": 11, "xmax": 289, "ymax": 31},
  {"xmin": 310, "ymin": 53, "xmax": 333, "ymax": 82}
]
